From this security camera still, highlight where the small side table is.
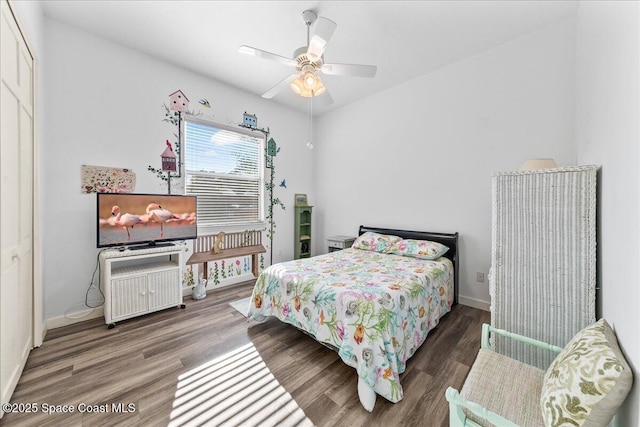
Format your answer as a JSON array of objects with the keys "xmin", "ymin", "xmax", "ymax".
[{"xmin": 327, "ymin": 235, "xmax": 356, "ymax": 252}]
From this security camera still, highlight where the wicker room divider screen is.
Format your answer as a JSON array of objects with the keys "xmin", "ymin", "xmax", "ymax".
[{"xmin": 490, "ymin": 165, "xmax": 598, "ymax": 369}]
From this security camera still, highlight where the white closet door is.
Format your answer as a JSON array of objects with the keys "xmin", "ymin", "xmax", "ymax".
[{"xmin": 0, "ymin": 0, "xmax": 34, "ymax": 410}]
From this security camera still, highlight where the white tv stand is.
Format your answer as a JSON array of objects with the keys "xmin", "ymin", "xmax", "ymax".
[{"xmin": 99, "ymin": 244, "xmax": 185, "ymax": 329}]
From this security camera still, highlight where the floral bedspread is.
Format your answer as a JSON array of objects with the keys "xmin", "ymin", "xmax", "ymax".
[{"xmin": 248, "ymin": 248, "xmax": 454, "ymax": 403}]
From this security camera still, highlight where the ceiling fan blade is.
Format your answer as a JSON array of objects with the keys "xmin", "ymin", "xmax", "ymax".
[
  {"xmin": 321, "ymin": 63, "xmax": 377, "ymax": 78},
  {"xmin": 262, "ymin": 73, "xmax": 298, "ymax": 99},
  {"xmin": 307, "ymin": 17, "xmax": 337, "ymax": 60},
  {"xmin": 316, "ymin": 88, "xmax": 333, "ymax": 106},
  {"xmin": 239, "ymin": 45, "xmax": 296, "ymax": 67}
]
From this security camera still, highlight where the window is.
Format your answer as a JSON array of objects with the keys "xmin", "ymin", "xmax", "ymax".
[{"xmin": 183, "ymin": 116, "xmax": 265, "ymax": 231}]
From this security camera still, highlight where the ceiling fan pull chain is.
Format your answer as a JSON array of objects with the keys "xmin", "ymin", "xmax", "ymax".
[{"xmin": 306, "ymin": 94, "xmax": 314, "ymax": 149}]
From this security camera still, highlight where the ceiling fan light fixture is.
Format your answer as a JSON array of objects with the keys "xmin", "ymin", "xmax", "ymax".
[
  {"xmin": 313, "ymin": 80, "xmax": 326, "ymax": 96},
  {"xmin": 241, "ymin": 10, "xmax": 376, "ymax": 104},
  {"xmin": 290, "ymin": 77, "xmax": 313, "ymax": 97},
  {"xmin": 290, "ymin": 73, "xmax": 325, "ymax": 98},
  {"xmin": 304, "ymin": 71, "xmax": 316, "ymax": 87},
  {"xmin": 290, "ymin": 76, "xmax": 304, "ymax": 95},
  {"xmin": 295, "ymin": 85, "xmax": 314, "ymax": 97}
]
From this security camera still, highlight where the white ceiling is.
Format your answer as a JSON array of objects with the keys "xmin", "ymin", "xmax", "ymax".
[{"xmin": 42, "ymin": 0, "xmax": 579, "ymax": 116}]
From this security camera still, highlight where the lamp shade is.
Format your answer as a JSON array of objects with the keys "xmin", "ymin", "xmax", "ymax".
[
  {"xmin": 290, "ymin": 72, "xmax": 325, "ymax": 98},
  {"xmin": 519, "ymin": 158, "xmax": 558, "ymax": 171}
]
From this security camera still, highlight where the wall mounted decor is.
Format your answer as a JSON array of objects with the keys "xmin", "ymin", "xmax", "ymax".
[
  {"xmin": 239, "ymin": 117, "xmax": 284, "ymax": 264},
  {"xmin": 81, "ymin": 164, "xmax": 136, "ymax": 194},
  {"xmin": 161, "ymin": 140, "xmax": 177, "ymax": 172},
  {"xmin": 243, "ymin": 111, "xmax": 257, "ymax": 128},
  {"xmin": 148, "ymin": 90, "xmax": 189, "ymax": 194},
  {"xmin": 149, "ymin": 90, "xmax": 213, "ymax": 193},
  {"xmin": 168, "ymin": 89, "xmax": 189, "ymax": 112}
]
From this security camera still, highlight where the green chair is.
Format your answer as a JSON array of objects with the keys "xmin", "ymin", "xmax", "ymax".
[{"xmin": 446, "ymin": 319, "xmax": 633, "ymax": 427}]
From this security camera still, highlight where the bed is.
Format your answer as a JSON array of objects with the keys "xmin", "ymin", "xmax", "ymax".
[{"xmin": 248, "ymin": 225, "xmax": 459, "ymax": 411}]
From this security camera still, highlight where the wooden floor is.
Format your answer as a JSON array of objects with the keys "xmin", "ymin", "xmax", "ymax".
[{"xmin": 2, "ymin": 282, "xmax": 489, "ymax": 427}]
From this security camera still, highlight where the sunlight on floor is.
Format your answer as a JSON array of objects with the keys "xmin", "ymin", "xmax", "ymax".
[{"xmin": 169, "ymin": 343, "xmax": 314, "ymax": 427}]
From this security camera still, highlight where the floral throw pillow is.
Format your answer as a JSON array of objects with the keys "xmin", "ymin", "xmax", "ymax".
[
  {"xmin": 351, "ymin": 232, "xmax": 401, "ymax": 253},
  {"xmin": 386, "ymin": 239, "xmax": 449, "ymax": 260},
  {"xmin": 540, "ymin": 319, "xmax": 633, "ymax": 427}
]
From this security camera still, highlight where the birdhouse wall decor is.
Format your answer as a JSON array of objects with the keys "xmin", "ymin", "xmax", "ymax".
[
  {"xmin": 267, "ymin": 138, "xmax": 278, "ymax": 157},
  {"xmin": 169, "ymin": 89, "xmax": 189, "ymax": 112},
  {"xmin": 149, "ymin": 92, "xmax": 187, "ymax": 195},
  {"xmin": 161, "ymin": 140, "xmax": 177, "ymax": 172},
  {"xmin": 243, "ymin": 112, "xmax": 257, "ymax": 128}
]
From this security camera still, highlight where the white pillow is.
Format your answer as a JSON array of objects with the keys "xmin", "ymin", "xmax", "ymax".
[{"xmin": 351, "ymin": 232, "xmax": 401, "ymax": 253}]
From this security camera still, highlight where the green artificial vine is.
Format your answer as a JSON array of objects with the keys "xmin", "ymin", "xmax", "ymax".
[
  {"xmin": 264, "ymin": 141, "xmax": 285, "ymax": 265},
  {"xmin": 239, "ymin": 123, "xmax": 285, "ymax": 265},
  {"xmin": 265, "ymin": 167, "xmax": 285, "ymax": 242},
  {"xmin": 148, "ymin": 104, "xmax": 202, "ymax": 193},
  {"xmin": 147, "ymin": 105, "xmax": 182, "ymax": 192}
]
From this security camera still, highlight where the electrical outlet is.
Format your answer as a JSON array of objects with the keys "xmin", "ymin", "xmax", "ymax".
[{"xmin": 476, "ymin": 272, "xmax": 485, "ymax": 283}]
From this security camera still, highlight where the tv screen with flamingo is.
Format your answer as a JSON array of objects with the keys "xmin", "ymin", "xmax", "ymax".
[{"xmin": 97, "ymin": 193, "xmax": 197, "ymax": 248}]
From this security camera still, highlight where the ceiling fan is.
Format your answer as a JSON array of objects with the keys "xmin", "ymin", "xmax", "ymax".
[{"xmin": 239, "ymin": 9, "xmax": 377, "ymax": 104}]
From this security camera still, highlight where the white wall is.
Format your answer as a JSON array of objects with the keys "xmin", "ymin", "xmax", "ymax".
[
  {"xmin": 575, "ymin": 1, "xmax": 639, "ymax": 425},
  {"xmin": 9, "ymin": 1, "xmax": 42, "ymax": 56},
  {"xmin": 42, "ymin": 18, "xmax": 310, "ymax": 321},
  {"xmin": 314, "ymin": 18, "xmax": 577, "ymax": 309}
]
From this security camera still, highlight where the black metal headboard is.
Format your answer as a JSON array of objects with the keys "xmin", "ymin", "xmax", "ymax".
[{"xmin": 358, "ymin": 225, "xmax": 459, "ymax": 305}]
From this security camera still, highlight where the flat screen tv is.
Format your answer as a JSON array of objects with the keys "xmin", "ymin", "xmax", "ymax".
[{"xmin": 97, "ymin": 193, "xmax": 197, "ymax": 248}]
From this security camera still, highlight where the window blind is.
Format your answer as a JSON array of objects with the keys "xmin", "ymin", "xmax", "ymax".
[{"xmin": 184, "ymin": 117, "xmax": 264, "ymax": 229}]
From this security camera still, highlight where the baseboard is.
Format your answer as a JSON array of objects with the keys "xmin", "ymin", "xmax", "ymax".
[
  {"xmin": 458, "ymin": 295, "xmax": 490, "ymax": 312},
  {"xmin": 39, "ymin": 325, "xmax": 47, "ymax": 346},
  {"xmin": 1, "ymin": 338, "xmax": 30, "ymax": 417},
  {"xmin": 46, "ymin": 306, "xmax": 105, "ymax": 330}
]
